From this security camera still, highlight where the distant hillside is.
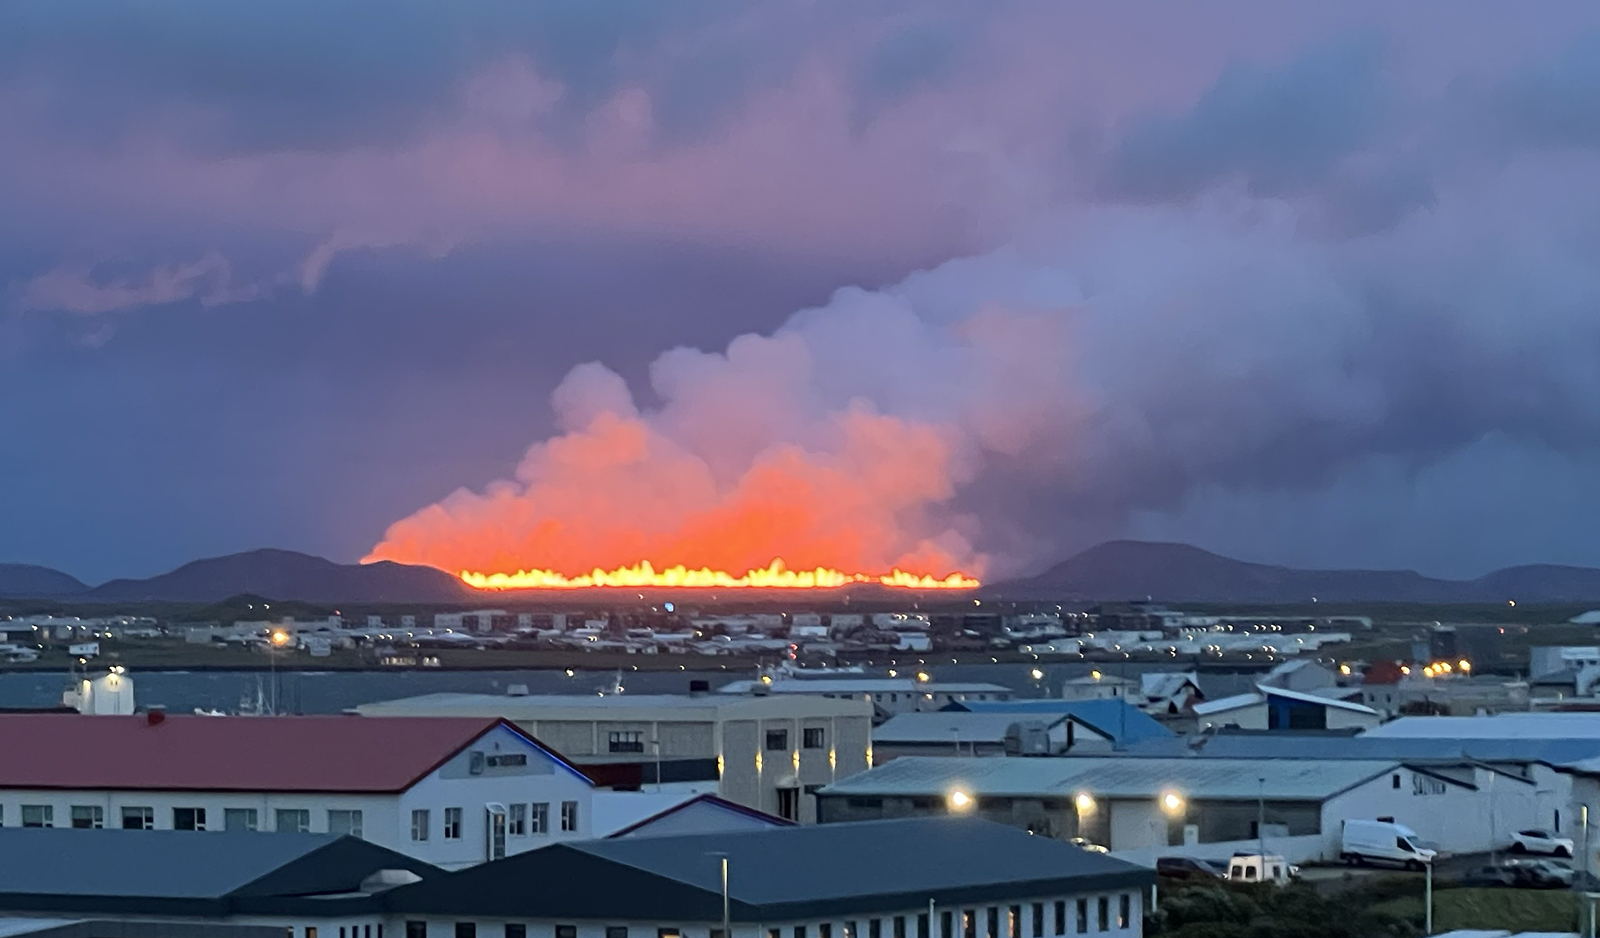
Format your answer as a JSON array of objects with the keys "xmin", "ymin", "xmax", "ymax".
[
  {"xmin": 0, "ymin": 563, "xmax": 88, "ymax": 597},
  {"xmin": 987, "ymin": 540, "xmax": 1600, "ymax": 603},
  {"xmin": 86, "ymin": 549, "xmax": 469, "ymax": 604}
]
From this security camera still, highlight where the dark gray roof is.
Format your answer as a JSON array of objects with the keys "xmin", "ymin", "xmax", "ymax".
[
  {"xmin": 391, "ymin": 817, "xmax": 1153, "ymax": 920},
  {"xmin": 0, "ymin": 921, "xmax": 283, "ymax": 938},
  {"xmin": 1137, "ymin": 732, "xmax": 1600, "ymax": 766},
  {"xmin": 0, "ymin": 830, "xmax": 439, "ymax": 917}
]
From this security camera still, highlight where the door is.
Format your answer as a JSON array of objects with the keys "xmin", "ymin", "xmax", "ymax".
[
  {"xmin": 486, "ymin": 807, "xmax": 507, "ymax": 861},
  {"xmin": 777, "ymin": 786, "xmax": 799, "ymax": 821}
]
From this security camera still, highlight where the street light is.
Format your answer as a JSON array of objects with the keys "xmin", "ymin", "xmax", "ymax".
[
  {"xmin": 949, "ymin": 789, "xmax": 974, "ymax": 812},
  {"xmin": 707, "ymin": 852, "xmax": 730, "ymax": 938}
]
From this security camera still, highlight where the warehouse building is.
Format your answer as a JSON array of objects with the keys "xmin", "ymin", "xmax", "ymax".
[
  {"xmin": 357, "ymin": 691, "xmax": 872, "ymax": 823},
  {"xmin": 817, "ymin": 755, "xmax": 1543, "ymax": 863}
]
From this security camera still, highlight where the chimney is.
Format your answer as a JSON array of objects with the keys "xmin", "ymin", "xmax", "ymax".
[
  {"xmin": 689, "ymin": 680, "xmax": 710, "ymax": 697},
  {"xmin": 145, "ymin": 706, "xmax": 166, "ymax": 726}
]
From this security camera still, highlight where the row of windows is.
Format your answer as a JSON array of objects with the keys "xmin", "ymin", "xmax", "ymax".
[
  {"xmin": 2, "ymin": 805, "xmax": 360, "ymax": 836},
  {"xmin": 409, "ymin": 803, "xmax": 579, "ymax": 842},
  {"xmin": 390, "ymin": 895, "xmax": 1135, "ymax": 938},
  {"xmin": 764, "ymin": 728, "xmax": 828, "ymax": 751}
]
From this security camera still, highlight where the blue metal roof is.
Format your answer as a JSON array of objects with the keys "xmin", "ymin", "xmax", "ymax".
[{"xmin": 945, "ymin": 699, "xmax": 1173, "ymax": 743}]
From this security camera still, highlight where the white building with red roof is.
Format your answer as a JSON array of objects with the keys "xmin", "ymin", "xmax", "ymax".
[{"xmin": 0, "ymin": 711, "xmax": 596, "ymax": 869}]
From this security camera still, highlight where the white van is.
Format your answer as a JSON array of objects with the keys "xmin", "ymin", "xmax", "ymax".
[
  {"xmin": 1340, "ymin": 818, "xmax": 1438, "ymax": 869},
  {"xmin": 1226, "ymin": 854, "xmax": 1295, "ymax": 884}
]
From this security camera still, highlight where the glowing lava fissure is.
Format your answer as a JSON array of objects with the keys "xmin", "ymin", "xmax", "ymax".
[{"xmin": 459, "ymin": 558, "xmax": 979, "ymax": 590}]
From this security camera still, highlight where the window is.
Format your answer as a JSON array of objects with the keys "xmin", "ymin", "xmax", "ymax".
[
  {"xmin": 1096, "ymin": 898, "xmax": 1108, "ymax": 933},
  {"xmin": 917, "ymin": 914, "xmax": 929, "ymax": 938},
  {"xmin": 804, "ymin": 726, "xmax": 826, "ymax": 748},
  {"xmin": 606, "ymin": 929, "xmax": 627, "ymax": 938},
  {"xmin": 70, "ymin": 806, "xmax": 104, "ymax": 829},
  {"xmin": 894, "ymin": 917, "xmax": 906, "ymax": 938},
  {"xmin": 870, "ymin": 921, "xmax": 881, "ymax": 938},
  {"xmin": 795, "ymin": 928, "xmax": 807, "ymax": 938},
  {"xmin": 411, "ymin": 809, "xmax": 430, "ymax": 841},
  {"xmin": 766, "ymin": 729, "xmax": 789, "ymax": 750},
  {"xmin": 844, "ymin": 922, "xmax": 857, "ymax": 938},
  {"xmin": 1053, "ymin": 902, "xmax": 1065, "ymax": 936},
  {"xmin": 820, "ymin": 927, "xmax": 832, "ymax": 938},
  {"xmin": 1392, "ymin": 773, "xmax": 1401, "ymax": 789},
  {"xmin": 560, "ymin": 801, "xmax": 578, "ymax": 832},
  {"xmin": 941, "ymin": 911, "xmax": 953, "ymax": 938},
  {"xmin": 530, "ymin": 803, "xmax": 549, "ymax": 834},
  {"xmin": 767, "ymin": 930, "xmax": 780, "ymax": 938},
  {"xmin": 986, "ymin": 908, "xmax": 998, "ymax": 938},
  {"xmin": 306, "ymin": 929, "xmax": 317, "ymax": 938},
  {"xmin": 555, "ymin": 928, "xmax": 577, "ymax": 938},
  {"xmin": 962, "ymin": 910, "xmax": 975, "ymax": 938},
  {"xmin": 1032, "ymin": 904, "xmax": 1044, "ymax": 938},
  {"xmin": 468, "ymin": 752, "xmax": 485, "ymax": 775},
  {"xmin": 444, "ymin": 807, "xmax": 463, "ymax": 839},
  {"xmin": 1075, "ymin": 900, "xmax": 1087, "ymax": 934},
  {"xmin": 275, "ymin": 809, "xmax": 310, "ymax": 833},
  {"xmin": 1009, "ymin": 907, "xmax": 1020, "ymax": 938},
  {"xmin": 405, "ymin": 923, "xmax": 426, "ymax": 938},
  {"xmin": 121, "ymin": 806, "xmax": 153, "ymax": 830},
  {"xmin": 173, "ymin": 807, "xmax": 206, "ymax": 831},
  {"xmin": 608, "ymin": 731, "xmax": 644, "ymax": 753},
  {"xmin": 658, "ymin": 930, "xmax": 680, "ymax": 938},
  {"xmin": 1117, "ymin": 896, "xmax": 1129, "ymax": 930},
  {"xmin": 504, "ymin": 928, "xmax": 525, "ymax": 938},
  {"xmin": 486, "ymin": 753, "xmax": 527, "ymax": 767},
  {"xmin": 455, "ymin": 925, "xmax": 475, "ymax": 938},
  {"xmin": 225, "ymin": 808, "xmax": 259, "ymax": 831},
  {"xmin": 329, "ymin": 809, "xmax": 363, "ymax": 838},
  {"xmin": 21, "ymin": 805, "xmax": 52, "ymax": 828},
  {"xmin": 509, "ymin": 803, "xmax": 527, "ymax": 836}
]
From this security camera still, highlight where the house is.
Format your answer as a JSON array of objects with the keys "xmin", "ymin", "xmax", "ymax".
[
  {"xmin": 387, "ymin": 817, "xmax": 1155, "ymax": 938},
  {"xmin": 592, "ymin": 792, "xmax": 791, "ymax": 838},
  {"xmin": 1136, "ymin": 673, "xmax": 1202, "ymax": 715},
  {"xmin": 0, "ymin": 713, "xmax": 596, "ymax": 869},
  {"xmin": 1191, "ymin": 686, "xmax": 1381, "ymax": 732},
  {"xmin": 1057, "ymin": 674, "xmax": 1134, "ymax": 702},
  {"xmin": 356, "ymin": 691, "xmax": 873, "ymax": 824},
  {"xmin": 816, "ymin": 755, "xmax": 1542, "ymax": 863},
  {"xmin": 0, "ymin": 820, "xmax": 1155, "ymax": 938},
  {"xmin": 1257, "ymin": 660, "xmax": 1337, "ymax": 694}
]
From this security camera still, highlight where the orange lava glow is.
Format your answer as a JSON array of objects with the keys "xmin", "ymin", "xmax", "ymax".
[{"xmin": 459, "ymin": 559, "xmax": 979, "ymax": 590}]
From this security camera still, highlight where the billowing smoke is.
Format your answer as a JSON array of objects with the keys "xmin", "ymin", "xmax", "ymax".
[{"xmin": 367, "ymin": 148, "xmax": 1600, "ymax": 581}]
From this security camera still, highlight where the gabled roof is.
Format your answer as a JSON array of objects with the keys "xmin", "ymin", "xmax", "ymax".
[
  {"xmin": 387, "ymin": 817, "xmax": 1152, "ymax": 920},
  {"xmin": 0, "ymin": 829, "xmax": 439, "ymax": 915},
  {"xmin": 1192, "ymin": 692, "xmax": 1263, "ymax": 716},
  {"xmin": 601, "ymin": 793, "xmax": 792, "ymax": 838},
  {"xmin": 0, "ymin": 714, "xmax": 587, "ymax": 792},
  {"xmin": 943, "ymin": 700, "xmax": 1173, "ymax": 743},
  {"xmin": 1259, "ymin": 685, "xmax": 1379, "ymax": 715}
]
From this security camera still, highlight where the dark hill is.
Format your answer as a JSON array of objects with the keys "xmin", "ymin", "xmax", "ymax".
[
  {"xmin": 86, "ymin": 548, "xmax": 469, "ymax": 604},
  {"xmin": 987, "ymin": 540, "xmax": 1600, "ymax": 603},
  {"xmin": 0, "ymin": 564, "xmax": 89, "ymax": 597}
]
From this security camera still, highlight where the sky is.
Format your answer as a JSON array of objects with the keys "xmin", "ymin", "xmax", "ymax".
[{"xmin": 7, "ymin": 1, "xmax": 1600, "ymax": 584}]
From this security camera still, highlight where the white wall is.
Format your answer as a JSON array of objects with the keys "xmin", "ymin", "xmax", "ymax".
[
  {"xmin": 1323, "ymin": 766, "xmax": 1546, "ymax": 858},
  {"xmin": 1195, "ymin": 703, "xmax": 1267, "ymax": 731},
  {"xmin": 1325, "ymin": 708, "xmax": 1382, "ymax": 731}
]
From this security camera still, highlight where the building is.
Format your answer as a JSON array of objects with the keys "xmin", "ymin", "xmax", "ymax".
[
  {"xmin": 0, "ymin": 820, "xmax": 1154, "ymax": 938},
  {"xmin": 715, "ymin": 678, "xmax": 1013, "ymax": 720},
  {"xmin": 0, "ymin": 713, "xmax": 596, "ymax": 869},
  {"xmin": 596, "ymin": 793, "xmax": 791, "ymax": 839},
  {"xmin": 869, "ymin": 701, "xmax": 1173, "ymax": 762},
  {"xmin": 816, "ymin": 755, "xmax": 1537, "ymax": 864},
  {"xmin": 1191, "ymin": 686, "xmax": 1381, "ymax": 732},
  {"xmin": 356, "ymin": 692, "xmax": 873, "ymax": 824},
  {"xmin": 386, "ymin": 818, "xmax": 1154, "ymax": 938},
  {"xmin": 1057, "ymin": 674, "xmax": 1134, "ymax": 702},
  {"xmin": 0, "ymin": 827, "xmax": 438, "ymax": 932}
]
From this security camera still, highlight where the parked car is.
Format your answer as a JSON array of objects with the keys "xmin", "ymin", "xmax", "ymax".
[
  {"xmin": 1510, "ymin": 829, "xmax": 1574, "ymax": 857},
  {"xmin": 1341, "ymin": 819, "xmax": 1437, "ymax": 870},
  {"xmin": 1157, "ymin": 857, "xmax": 1228, "ymax": 880},
  {"xmin": 1068, "ymin": 837, "xmax": 1109, "ymax": 854},
  {"xmin": 1460, "ymin": 864, "xmax": 1518, "ymax": 888},
  {"xmin": 1504, "ymin": 859, "xmax": 1576, "ymax": 889}
]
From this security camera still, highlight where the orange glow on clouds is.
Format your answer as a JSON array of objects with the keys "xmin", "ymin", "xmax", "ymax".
[{"xmin": 460, "ymin": 559, "xmax": 978, "ymax": 590}]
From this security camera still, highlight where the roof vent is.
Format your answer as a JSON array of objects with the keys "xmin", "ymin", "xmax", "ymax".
[
  {"xmin": 506, "ymin": 684, "xmax": 530, "ymax": 697},
  {"xmin": 145, "ymin": 706, "xmax": 166, "ymax": 726},
  {"xmin": 359, "ymin": 869, "xmax": 424, "ymax": 893}
]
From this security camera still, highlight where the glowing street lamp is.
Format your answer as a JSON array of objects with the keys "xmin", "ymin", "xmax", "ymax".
[{"xmin": 948, "ymin": 789, "xmax": 974, "ymax": 812}]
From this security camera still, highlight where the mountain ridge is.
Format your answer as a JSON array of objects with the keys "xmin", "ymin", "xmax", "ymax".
[
  {"xmin": 985, "ymin": 540, "xmax": 1600, "ymax": 603},
  {"xmin": 85, "ymin": 548, "xmax": 469, "ymax": 604}
]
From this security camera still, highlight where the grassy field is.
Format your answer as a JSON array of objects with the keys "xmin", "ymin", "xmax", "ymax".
[{"xmin": 1376, "ymin": 887, "xmax": 1581, "ymax": 932}]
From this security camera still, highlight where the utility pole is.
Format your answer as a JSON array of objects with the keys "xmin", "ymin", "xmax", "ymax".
[
  {"xmin": 721, "ymin": 855, "xmax": 731, "ymax": 938},
  {"xmin": 1424, "ymin": 859, "xmax": 1434, "ymax": 936},
  {"xmin": 1257, "ymin": 777, "xmax": 1266, "ymax": 864}
]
